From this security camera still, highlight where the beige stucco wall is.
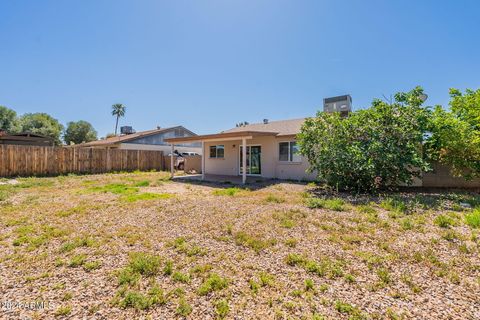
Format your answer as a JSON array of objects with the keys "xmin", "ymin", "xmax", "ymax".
[{"xmin": 204, "ymin": 136, "xmax": 315, "ymax": 181}]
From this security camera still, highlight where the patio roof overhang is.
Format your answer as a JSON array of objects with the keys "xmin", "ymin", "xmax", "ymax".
[{"xmin": 164, "ymin": 130, "xmax": 279, "ymax": 144}]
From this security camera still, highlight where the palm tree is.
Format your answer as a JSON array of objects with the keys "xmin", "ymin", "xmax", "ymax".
[{"xmin": 111, "ymin": 104, "xmax": 126, "ymax": 135}]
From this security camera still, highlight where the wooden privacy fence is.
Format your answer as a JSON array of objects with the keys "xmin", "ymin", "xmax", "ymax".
[{"xmin": 0, "ymin": 145, "xmax": 165, "ymax": 177}]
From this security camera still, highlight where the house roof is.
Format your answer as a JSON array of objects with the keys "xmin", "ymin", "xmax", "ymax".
[
  {"xmin": 222, "ymin": 118, "xmax": 306, "ymax": 136},
  {"xmin": 77, "ymin": 126, "xmax": 194, "ymax": 147},
  {"xmin": 164, "ymin": 118, "xmax": 307, "ymax": 143}
]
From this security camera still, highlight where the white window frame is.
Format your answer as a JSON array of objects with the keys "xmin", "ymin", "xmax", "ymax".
[
  {"xmin": 209, "ymin": 145, "xmax": 225, "ymax": 159},
  {"xmin": 278, "ymin": 141, "xmax": 301, "ymax": 163}
]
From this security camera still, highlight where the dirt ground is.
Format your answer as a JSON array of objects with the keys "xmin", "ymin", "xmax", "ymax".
[{"xmin": 0, "ymin": 172, "xmax": 479, "ymax": 319}]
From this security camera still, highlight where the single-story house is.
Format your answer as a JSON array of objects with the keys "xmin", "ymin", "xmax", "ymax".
[
  {"xmin": 0, "ymin": 131, "xmax": 55, "ymax": 146},
  {"xmin": 165, "ymin": 118, "xmax": 316, "ymax": 183},
  {"xmin": 76, "ymin": 126, "xmax": 202, "ymax": 154}
]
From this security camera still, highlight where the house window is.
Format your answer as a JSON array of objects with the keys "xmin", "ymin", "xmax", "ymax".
[
  {"xmin": 279, "ymin": 141, "xmax": 301, "ymax": 162},
  {"xmin": 209, "ymin": 145, "xmax": 225, "ymax": 158}
]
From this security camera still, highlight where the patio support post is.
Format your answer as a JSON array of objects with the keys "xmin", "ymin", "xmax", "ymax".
[
  {"xmin": 201, "ymin": 141, "xmax": 205, "ymax": 180},
  {"xmin": 170, "ymin": 144, "xmax": 174, "ymax": 179},
  {"xmin": 242, "ymin": 137, "xmax": 247, "ymax": 184}
]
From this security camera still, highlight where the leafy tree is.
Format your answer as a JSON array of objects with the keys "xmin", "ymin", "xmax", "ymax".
[
  {"xmin": 425, "ymin": 89, "xmax": 480, "ymax": 178},
  {"xmin": 18, "ymin": 113, "xmax": 64, "ymax": 145},
  {"xmin": 63, "ymin": 120, "xmax": 98, "ymax": 145},
  {"xmin": 298, "ymin": 87, "xmax": 431, "ymax": 192},
  {"xmin": 0, "ymin": 105, "xmax": 20, "ymax": 133},
  {"xmin": 111, "ymin": 103, "xmax": 126, "ymax": 135}
]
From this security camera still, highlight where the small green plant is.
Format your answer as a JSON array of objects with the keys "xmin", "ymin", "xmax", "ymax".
[
  {"xmin": 54, "ymin": 305, "xmax": 72, "ymax": 316},
  {"xmin": 434, "ymin": 214, "xmax": 456, "ymax": 228},
  {"xmin": 116, "ymin": 285, "xmax": 166, "ymax": 310},
  {"xmin": 117, "ymin": 268, "xmax": 140, "ymax": 286},
  {"xmin": 234, "ymin": 231, "xmax": 276, "ymax": 254},
  {"xmin": 168, "ymin": 237, "xmax": 207, "ymax": 256},
  {"xmin": 357, "ymin": 204, "xmax": 377, "ymax": 214},
  {"xmin": 285, "ymin": 253, "xmax": 344, "ymax": 279},
  {"xmin": 84, "ymin": 261, "xmax": 101, "ymax": 272},
  {"xmin": 172, "ymin": 271, "xmax": 190, "ymax": 283},
  {"xmin": 465, "ymin": 209, "xmax": 480, "ymax": 228},
  {"xmin": 380, "ymin": 198, "xmax": 407, "ymax": 214},
  {"xmin": 215, "ymin": 299, "xmax": 230, "ymax": 318},
  {"xmin": 213, "ymin": 187, "xmax": 242, "ymax": 196},
  {"xmin": 176, "ymin": 297, "xmax": 192, "ymax": 316},
  {"xmin": 134, "ymin": 180, "xmax": 150, "ymax": 187},
  {"xmin": 60, "ymin": 237, "xmax": 95, "ymax": 253},
  {"xmin": 128, "ymin": 252, "xmax": 161, "ymax": 276},
  {"xmin": 258, "ymin": 272, "xmax": 275, "ymax": 287},
  {"xmin": 265, "ymin": 194, "xmax": 285, "ymax": 203},
  {"xmin": 68, "ymin": 254, "xmax": 87, "ymax": 268},
  {"xmin": 88, "ymin": 183, "xmax": 138, "ymax": 195},
  {"xmin": 305, "ymin": 278, "xmax": 315, "ymax": 291},
  {"xmin": 121, "ymin": 192, "xmax": 172, "ymax": 202},
  {"xmin": 400, "ymin": 218, "xmax": 414, "ymax": 230},
  {"xmin": 344, "ymin": 273, "xmax": 356, "ymax": 283},
  {"xmin": 377, "ymin": 268, "xmax": 392, "ymax": 284},
  {"xmin": 335, "ymin": 300, "xmax": 366, "ymax": 319},
  {"xmin": 163, "ymin": 260, "xmax": 173, "ymax": 276},
  {"xmin": 306, "ymin": 198, "xmax": 345, "ymax": 211},
  {"xmin": 249, "ymin": 279, "xmax": 260, "ymax": 294},
  {"xmin": 198, "ymin": 273, "xmax": 229, "ymax": 295},
  {"xmin": 285, "ymin": 238, "xmax": 298, "ymax": 247}
]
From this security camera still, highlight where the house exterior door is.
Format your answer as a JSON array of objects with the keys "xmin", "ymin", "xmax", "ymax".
[{"xmin": 239, "ymin": 145, "xmax": 261, "ymax": 175}]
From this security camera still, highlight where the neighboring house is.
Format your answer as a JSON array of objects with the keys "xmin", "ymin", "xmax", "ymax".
[
  {"xmin": 0, "ymin": 131, "xmax": 55, "ymax": 146},
  {"xmin": 76, "ymin": 126, "xmax": 202, "ymax": 154},
  {"xmin": 165, "ymin": 118, "xmax": 316, "ymax": 182}
]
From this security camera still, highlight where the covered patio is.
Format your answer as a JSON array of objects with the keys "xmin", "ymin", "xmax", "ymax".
[{"xmin": 164, "ymin": 131, "xmax": 278, "ymax": 184}]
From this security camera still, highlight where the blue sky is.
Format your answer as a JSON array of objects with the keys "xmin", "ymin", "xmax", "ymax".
[{"xmin": 1, "ymin": 0, "xmax": 479, "ymax": 137}]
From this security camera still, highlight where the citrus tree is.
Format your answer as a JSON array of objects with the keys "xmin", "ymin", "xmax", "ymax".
[
  {"xmin": 298, "ymin": 87, "xmax": 431, "ymax": 192},
  {"xmin": 425, "ymin": 88, "xmax": 480, "ymax": 179}
]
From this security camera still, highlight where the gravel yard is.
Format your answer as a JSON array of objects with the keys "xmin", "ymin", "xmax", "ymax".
[{"xmin": 0, "ymin": 172, "xmax": 479, "ymax": 319}]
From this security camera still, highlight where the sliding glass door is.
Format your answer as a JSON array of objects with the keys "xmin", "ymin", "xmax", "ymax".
[{"xmin": 239, "ymin": 146, "xmax": 261, "ymax": 175}]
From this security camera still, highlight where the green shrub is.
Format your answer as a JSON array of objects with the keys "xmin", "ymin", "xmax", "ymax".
[{"xmin": 465, "ymin": 209, "xmax": 480, "ymax": 228}]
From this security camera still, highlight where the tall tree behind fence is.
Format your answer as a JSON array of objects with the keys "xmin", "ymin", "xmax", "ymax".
[{"xmin": 0, "ymin": 145, "xmax": 165, "ymax": 177}]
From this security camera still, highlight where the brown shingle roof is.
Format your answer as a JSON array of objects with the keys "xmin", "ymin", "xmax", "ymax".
[{"xmin": 222, "ymin": 118, "xmax": 306, "ymax": 136}]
